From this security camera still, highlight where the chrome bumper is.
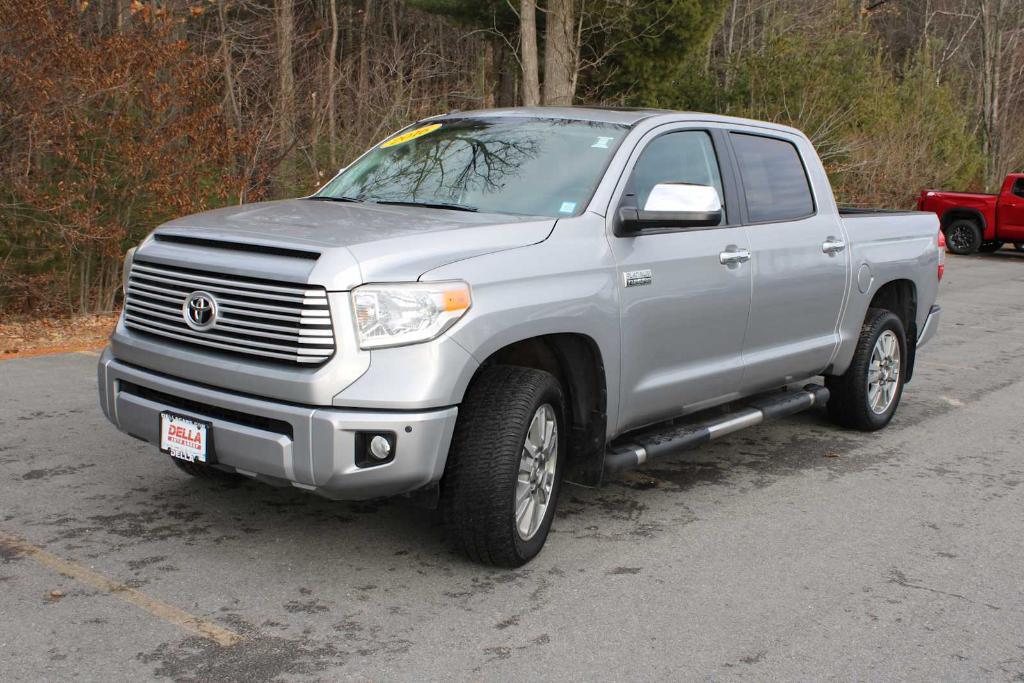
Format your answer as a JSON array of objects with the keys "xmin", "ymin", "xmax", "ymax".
[
  {"xmin": 917, "ymin": 304, "xmax": 941, "ymax": 349},
  {"xmin": 97, "ymin": 349, "xmax": 457, "ymax": 500}
]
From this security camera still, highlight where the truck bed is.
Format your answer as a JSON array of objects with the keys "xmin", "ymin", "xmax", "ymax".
[{"xmin": 838, "ymin": 207, "xmax": 930, "ymax": 217}]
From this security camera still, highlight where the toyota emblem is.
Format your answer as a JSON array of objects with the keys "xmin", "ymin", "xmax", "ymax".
[{"xmin": 183, "ymin": 291, "xmax": 218, "ymax": 331}]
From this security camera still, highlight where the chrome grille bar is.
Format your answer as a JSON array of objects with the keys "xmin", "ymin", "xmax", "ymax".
[{"xmin": 124, "ymin": 260, "xmax": 336, "ymax": 365}]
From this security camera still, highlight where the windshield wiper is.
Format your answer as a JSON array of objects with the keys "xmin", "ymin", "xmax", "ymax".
[
  {"xmin": 307, "ymin": 195, "xmax": 361, "ymax": 203},
  {"xmin": 371, "ymin": 199, "xmax": 478, "ymax": 212}
]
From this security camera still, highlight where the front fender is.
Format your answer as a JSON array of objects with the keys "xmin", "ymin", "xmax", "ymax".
[{"xmin": 423, "ymin": 215, "xmax": 623, "ymax": 437}]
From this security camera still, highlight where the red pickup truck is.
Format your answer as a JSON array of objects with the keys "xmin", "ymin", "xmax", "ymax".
[{"xmin": 918, "ymin": 173, "xmax": 1024, "ymax": 255}]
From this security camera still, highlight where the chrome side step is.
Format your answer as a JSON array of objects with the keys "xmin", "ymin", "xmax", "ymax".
[{"xmin": 604, "ymin": 384, "xmax": 830, "ymax": 473}]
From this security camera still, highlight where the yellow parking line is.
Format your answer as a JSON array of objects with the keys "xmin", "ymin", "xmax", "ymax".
[{"xmin": 0, "ymin": 530, "xmax": 243, "ymax": 647}]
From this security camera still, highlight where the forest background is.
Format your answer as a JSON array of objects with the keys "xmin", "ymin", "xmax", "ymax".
[{"xmin": 1, "ymin": 0, "xmax": 1021, "ymax": 316}]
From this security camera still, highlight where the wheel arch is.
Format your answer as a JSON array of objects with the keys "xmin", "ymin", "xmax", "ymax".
[
  {"xmin": 867, "ymin": 279, "xmax": 918, "ymax": 382},
  {"xmin": 940, "ymin": 208, "xmax": 986, "ymax": 232},
  {"xmin": 472, "ymin": 333, "xmax": 609, "ymax": 487}
]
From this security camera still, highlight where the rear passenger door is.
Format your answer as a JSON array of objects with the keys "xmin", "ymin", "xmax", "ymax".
[{"xmin": 728, "ymin": 131, "xmax": 849, "ymax": 394}]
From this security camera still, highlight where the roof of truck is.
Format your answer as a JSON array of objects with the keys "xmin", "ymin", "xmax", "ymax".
[
  {"xmin": 428, "ymin": 106, "xmax": 806, "ymax": 138},
  {"xmin": 430, "ymin": 106, "xmax": 672, "ymax": 126}
]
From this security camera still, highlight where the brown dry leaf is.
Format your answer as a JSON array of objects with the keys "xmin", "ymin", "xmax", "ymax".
[
  {"xmin": 1, "ymin": 312, "xmax": 119, "ymax": 358},
  {"xmin": 824, "ymin": 451, "xmax": 841, "ymax": 458}
]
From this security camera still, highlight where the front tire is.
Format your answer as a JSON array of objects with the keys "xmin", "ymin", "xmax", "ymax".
[
  {"xmin": 943, "ymin": 219, "xmax": 982, "ymax": 255},
  {"xmin": 826, "ymin": 308, "xmax": 908, "ymax": 431},
  {"xmin": 442, "ymin": 365, "xmax": 566, "ymax": 567}
]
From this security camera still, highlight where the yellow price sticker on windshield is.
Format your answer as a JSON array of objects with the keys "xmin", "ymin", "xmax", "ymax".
[{"xmin": 380, "ymin": 123, "xmax": 442, "ymax": 148}]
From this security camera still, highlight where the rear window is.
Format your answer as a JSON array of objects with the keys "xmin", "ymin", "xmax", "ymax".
[{"xmin": 730, "ymin": 133, "xmax": 814, "ymax": 222}]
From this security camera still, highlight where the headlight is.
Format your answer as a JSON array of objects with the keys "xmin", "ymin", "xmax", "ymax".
[{"xmin": 352, "ymin": 281, "xmax": 471, "ymax": 349}]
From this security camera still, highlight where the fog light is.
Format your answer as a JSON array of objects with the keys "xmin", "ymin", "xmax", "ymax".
[
  {"xmin": 354, "ymin": 431, "xmax": 396, "ymax": 468},
  {"xmin": 369, "ymin": 435, "xmax": 392, "ymax": 460}
]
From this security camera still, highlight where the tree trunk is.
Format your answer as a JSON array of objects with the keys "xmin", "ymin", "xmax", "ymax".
[
  {"xmin": 218, "ymin": 0, "xmax": 241, "ymax": 131},
  {"xmin": 276, "ymin": 0, "xmax": 296, "ymax": 177},
  {"xmin": 358, "ymin": 0, "xmax": 373, "ymax": 113},
  {"xmin": 980, "ymin": 0, "xmax": 1002, "ymax": 188},
  {"xmin": 498, "ymin": 44, "xmax": 518, "ymax": 107},
  {"xmin": 520, "ymin": 0, "xmax": 541, "ymax": 106},
  {"xmin": 328, "ymin": 0, "xmax": 339, "ymax": 168},
  {"xmin": 543, "ymin": 0, "xmax": 576, "ymax": 105}
]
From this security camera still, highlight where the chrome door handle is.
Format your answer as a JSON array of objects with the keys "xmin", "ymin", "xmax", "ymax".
[
  {"xmin": 719, "ymin": 247, "xmax": 752, "ymax": 265},
  {"xmin": 822, "ymin": 237, "xmax": 846, "ymax": 255}
]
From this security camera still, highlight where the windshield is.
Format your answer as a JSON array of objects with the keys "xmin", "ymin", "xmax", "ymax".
[{"xmin": 316, "ymin": 117, "xmax": 629, "ymax": 217}]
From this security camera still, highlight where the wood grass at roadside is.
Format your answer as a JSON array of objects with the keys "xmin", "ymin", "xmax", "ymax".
[{"xmin": 0, "ymin": 313, "xmax": 118, "ymax": 359}]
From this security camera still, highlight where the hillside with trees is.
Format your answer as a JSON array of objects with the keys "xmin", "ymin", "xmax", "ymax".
[{"xmin": 1, "ymin": 0, "xmax": 1022, "ymax": 315}]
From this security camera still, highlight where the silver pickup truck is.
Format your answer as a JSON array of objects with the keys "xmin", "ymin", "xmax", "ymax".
[{"xmin": 98, "ymin": 107, "xmax": 942, "ymax": 565}]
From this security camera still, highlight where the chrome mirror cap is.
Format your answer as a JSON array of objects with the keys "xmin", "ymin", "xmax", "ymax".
[{"xmin": 643, "ymin": 183, "xmax": 722, "ymax": 213}]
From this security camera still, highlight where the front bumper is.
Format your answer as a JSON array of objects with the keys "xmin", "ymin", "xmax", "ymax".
[
  {"xmin": 917, "ymin": 304, "xmax": 941, "ymax": 349},
  {"xmin": 97, "ymin": 349, "xmax": 458, "ymax": 500}
]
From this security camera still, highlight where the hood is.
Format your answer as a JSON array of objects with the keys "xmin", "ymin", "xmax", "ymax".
[{"xmin": 152, "ymin": 199, "xmax": 556, "ymax": 289}]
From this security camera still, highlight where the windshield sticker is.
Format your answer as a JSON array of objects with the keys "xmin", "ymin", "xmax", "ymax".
[
  {"xmin": 380, "ymin": 123, "xmax": 442, "ymax": 148},
  {"xmin": 559, "ymin": 201, "xmax": 577, "ymax": 214},
  {"xmin": 591, "ymin": 136, "xmax": 614, "ymax": 149}
]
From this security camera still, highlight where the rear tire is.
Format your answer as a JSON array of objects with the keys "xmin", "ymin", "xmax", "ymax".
[
  {"xmin": 826, "ymin": 308, "xmax": 907, "ymax": 431},
  {"xmin": 170, "ymin": 457, "xmax": 242, "ymax": 481},
  {"xmin": 943, "ymin": 219, "xmax": 982, "ymax": 255},
  {"xmin": 441, "ymin": 365, "xmax": 566, "ymax": 567},
  {"xmin": 978, "ymin": 241, "xmax": 1004, "ymax": 253}
]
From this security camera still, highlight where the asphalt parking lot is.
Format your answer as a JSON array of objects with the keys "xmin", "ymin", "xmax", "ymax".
[{"xmin": 2, "ymin": 250, "xmax": 1023, "ymax": 681}]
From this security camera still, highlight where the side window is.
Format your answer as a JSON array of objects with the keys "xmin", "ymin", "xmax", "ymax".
[
  {"xmin": 628, "ymin": 131, "xmax": 725, "ymax": 225},
  {"xmin": 1013, "ymin": 179, "xmax": 1024, "ymax": 198},
  {"xmin": 730, "ymin": 133, "xmax": 814, "ymax": 222}
]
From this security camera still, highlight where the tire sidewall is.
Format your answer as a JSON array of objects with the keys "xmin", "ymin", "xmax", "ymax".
[
  {"xmin": 860, "ymin": 313, "xmax": 908, "ymax": 429},
  {"xmin": 944, "ymin": 220, "xmax": 981, "ymax": 255},
  {"xmin": 510, "ymin": 383, "xmax": 567, "ymax": 561}
]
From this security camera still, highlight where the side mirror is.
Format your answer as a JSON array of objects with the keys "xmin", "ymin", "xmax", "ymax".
[{"xmin": 617, "ymin": 183, "xmax": 723, "ymax": 234}]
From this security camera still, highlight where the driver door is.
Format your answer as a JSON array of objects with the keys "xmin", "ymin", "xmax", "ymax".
[{"xmin": 609, "ymin": 128, "xmax": 752, "ymax": 433}]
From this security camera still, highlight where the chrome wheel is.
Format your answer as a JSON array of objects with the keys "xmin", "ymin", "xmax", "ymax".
[
  {"xmin": 867, "ymin": 330, "xmax": 901, "ymax": 414},
  {"xmin": 515, "ymin": 403, "xmax": 558, "ymax": 542}
]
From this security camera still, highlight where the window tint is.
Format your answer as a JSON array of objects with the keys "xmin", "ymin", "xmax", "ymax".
[
  {"xmin": 1013, "ymin": 178, "xmax": 1024, "ymax": 198},
  {"xmin": 628, "ymin": 131, "xmax": 725, "ymax": 224},
  {"xmin": 730, "ymin": 133, "xmax": 814, "ymax": 222}
]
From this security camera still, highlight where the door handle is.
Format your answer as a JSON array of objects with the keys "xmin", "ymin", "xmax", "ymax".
[
  {"xmin": 719, "ymin": 247, "xmax": 752, "ymax": 265},
  {"xmin": 822, "ymin": 237, "xmax": 846, "ymax": 255}
]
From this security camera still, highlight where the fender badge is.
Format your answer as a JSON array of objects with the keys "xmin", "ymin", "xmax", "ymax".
[{"xmin": 623, "ymin": 269, "xmax": 653, "ymax": 288}]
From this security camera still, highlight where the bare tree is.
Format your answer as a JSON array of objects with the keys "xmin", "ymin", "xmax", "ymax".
[
  {"xmin": 520, "ymin": 0, "xmax": 541, "ymax": 106},
  {"xmin": 276, "ymin": 0, "xmax": 296, "ymax": 172},
  {"xmin": 543, "ymin": 0, "xmax": 577, "ymax": 105},
  {"xmin": 328, "ymin": 0, "xmax": 340, "ymax": 167}
]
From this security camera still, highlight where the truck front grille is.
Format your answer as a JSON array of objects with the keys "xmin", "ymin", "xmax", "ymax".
[{"xmin": 124, "ymin": 260, "xmax": 336, "ymax": 365}]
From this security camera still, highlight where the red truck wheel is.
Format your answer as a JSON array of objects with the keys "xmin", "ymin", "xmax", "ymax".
[{"xmin": 944, "ymin": 219, "xmax": 982, "ymax": 255}]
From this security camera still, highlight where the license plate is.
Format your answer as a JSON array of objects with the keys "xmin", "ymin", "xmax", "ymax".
[{"xmin": 159, "ymin": 412, "xmax": 211, "ymax": 463}]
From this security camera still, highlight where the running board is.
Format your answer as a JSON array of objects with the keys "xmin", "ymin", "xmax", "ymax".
[{"xmin": 604, "ymin": 384, "xmax": 830, "ymax": 473}]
